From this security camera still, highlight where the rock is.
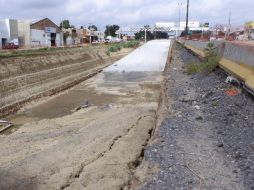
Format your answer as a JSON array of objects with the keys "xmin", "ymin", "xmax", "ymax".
[
  {"xmin": 195, "ymin": 116, "xmax": 203, "ymax": 121},
  {"xmin": 194, "ymin": 105, "xmax": 200, "ymax": 110},
  {"xmin": 217, "ymin": 143, "xmax": 224, "ymax": 148}
]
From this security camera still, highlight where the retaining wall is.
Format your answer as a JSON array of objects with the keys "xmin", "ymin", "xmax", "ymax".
[{"xmin": 179, "ymin": 39, "xmax": 254, "ymax": 93}]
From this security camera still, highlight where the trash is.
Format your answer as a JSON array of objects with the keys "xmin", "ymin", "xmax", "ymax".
[
  {"xmin": 194, "ymin": 105, "xmax": 200, "ymax": 110},
  {"xmin": 225, "ymin": 76, "xmax": 240, "ymax": 86},
  {"xmin": 72, "ymin": 101, "xmax": 90, "ymax": 112},
  {"xmin": 217, "ymin": 143, "xmax": 224, "ymax": 148},
  {"xmin": 195, "ymin": 116, "xmax": 203, "ymax": 121},
  {"xmin": 0, "ymin": 120, "xmax": 13, "ymax": 133},
  {"xmin": 225, "ymin": 88, "xmax": 240, "ymax": 97}
]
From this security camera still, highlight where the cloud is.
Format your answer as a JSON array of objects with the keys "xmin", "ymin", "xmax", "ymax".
[{"xmin": 0, "ymin": 0, "xmax": 253, "ymax": 29}]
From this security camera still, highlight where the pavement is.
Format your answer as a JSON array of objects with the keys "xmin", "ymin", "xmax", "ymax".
[{"xmin": 0, "ymin": 40, "xmax": 171, "ymax": 190}]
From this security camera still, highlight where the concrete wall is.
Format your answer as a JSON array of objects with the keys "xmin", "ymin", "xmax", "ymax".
[
  {"xmin": 182, "ymin": 40, "xmax": 254, "ymax": 67},
  {"xmin": 31, "ymin": 29, "xmax": 49, "ymax": 47},
  {"xmin": 18, "ymin": 21, "xmax": 31, "ymax": 48},
  {"xmin": 179, "ymin": 39, "xmax": 254, "ymax": 93},
  {"xmin": 9, "ymin": 19, "xmax": 18, "ymax": 41}
]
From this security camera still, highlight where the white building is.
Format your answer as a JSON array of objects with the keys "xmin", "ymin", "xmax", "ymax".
[
  {"xmin": 95, "ymin": 31, "xmax": 105, "ymax": 42},
  {"xmin": 0, "ymin": 19, "xmax": 18, "ymax": 49},
  {"xmin": 18, "ymin": 20, "xmax": 31, "ymax": 48},
  {"xmin": 30, "ymin": 18, "xmax": 62, "ymax": 47},
  {"xmin": 155, "ymin": 22, "xmax": 175, "ymax": 28}
]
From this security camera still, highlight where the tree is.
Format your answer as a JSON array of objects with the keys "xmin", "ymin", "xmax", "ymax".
[
  {"xmin": 155, "ymin": 31, "xmax": 169, "ymax": 39},
  {"xmin": 105, "ymin": 25, "xmax": 120, "ymax": 37},
  {"xmin": 88, "ymin": 25, "xmax": 98, "ymax": 31},
  {"xmin": 60, "ymin": 20, "xmax": 71, "ymax": 29},
  {"xmin": 134, "ymin": 25, "xmax": 154, "ymax": 41}
]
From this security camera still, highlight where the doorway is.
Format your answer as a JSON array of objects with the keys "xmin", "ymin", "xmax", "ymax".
[{"xmin": 50, "ymin": 33, "xmax": 56, "ymax": 47}]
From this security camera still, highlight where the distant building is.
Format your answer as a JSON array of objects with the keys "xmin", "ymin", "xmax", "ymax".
[
  {"xmin": 0, "ymin": 19, "xmax": 18, "ymax": 49},
  {"xmin": 30, "ymin": 18, "xmax": 62, "ymax": 47},
  {"xmin": 18, "ymin": 18, "xmax": 62, "ymax": 48},
  {"xmin": 95, "ymin": 31, "xmax": 105, "ymax": 42},
  {"xmin": 63, "ymin": 28, "xmax": 78, "ymax": 45},
  {"xmin": 245, "ymin": 21, "xmax": 254, "ymax": 40},
  {"xmin": 155, "ymin": 22, "xmax": 175, "ymax": 28},
  {"xmin": 77, "ymin": 28, "xmax": 99, "ymax": 44},
  {"xmin": 18, "ymin": 20, "xmax": 31, "ymax": 48}
]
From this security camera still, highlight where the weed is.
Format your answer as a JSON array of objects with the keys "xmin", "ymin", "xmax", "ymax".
[
  {"xmin": 186, "ymin": 62, "xmax": 202, "ymax": 75},
  {"xmin": 185, "ymin": 42, "xmax": 219, "ymax": 75}
]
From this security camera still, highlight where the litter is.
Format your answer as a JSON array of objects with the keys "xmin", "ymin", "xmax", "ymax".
[
  {"xmin": 0, "ymin": 120, "xmax": 13, "ymax": 133},
  {"xmin": 225, "ymin": 88, "xmax": 240, "ymax": 97}
]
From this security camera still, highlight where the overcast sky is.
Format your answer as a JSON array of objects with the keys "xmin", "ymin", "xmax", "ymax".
[{"xmin": 0, "ymin": 0, "xmax": 253, "ymax": 30}]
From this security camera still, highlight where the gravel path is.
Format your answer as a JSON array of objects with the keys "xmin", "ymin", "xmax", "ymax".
[{"xmin": 139, "ymin": 43, "xmax": 254, "ymax": 190}]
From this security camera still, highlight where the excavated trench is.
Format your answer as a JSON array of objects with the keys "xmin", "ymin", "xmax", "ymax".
[{"xmin": 0, "ymin": 40, "xmax": 171, "ymax": 190}]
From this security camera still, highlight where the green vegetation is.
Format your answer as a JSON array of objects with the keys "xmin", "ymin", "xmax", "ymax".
[
  {"xmin": 106, "ymin": 41, "xmax": 139, "ymax": 55},
  {"xmin": 104, "ymin": 25, "xmax": 120, "ymax": 37},
  {"xmin": 186, "ymin": 42, "xmax": 219, "ymax": 75},
  {"xmin": 186, "ymin": 61, "xmax": 202, "ymax": 74},
  {"xmin": 0, "ymin": 47, "xmax": 79, "ymax": 58}
]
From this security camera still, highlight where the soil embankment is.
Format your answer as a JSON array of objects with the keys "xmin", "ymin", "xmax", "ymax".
[{"xmin": 0, "ymin": 46, "xmax": 132, "ymax": 117}]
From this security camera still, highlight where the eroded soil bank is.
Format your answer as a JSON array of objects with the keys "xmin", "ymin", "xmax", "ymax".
[{"xmin": 138, "ymin": 43, "xmax": 254, "ymax": 190}]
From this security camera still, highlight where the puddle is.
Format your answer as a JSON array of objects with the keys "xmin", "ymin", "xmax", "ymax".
[
  {"xmin": 2, "ymin": 88, "xmax": 123, "ymax": 135},
  {"xmin": 23, "ymin": 89, "xmax": 122, "ymax": 119}
]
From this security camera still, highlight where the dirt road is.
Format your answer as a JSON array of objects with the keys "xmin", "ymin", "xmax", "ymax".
[{"xmin": 0, "ymin": 40, "xmax": 171, "ymax": 190}]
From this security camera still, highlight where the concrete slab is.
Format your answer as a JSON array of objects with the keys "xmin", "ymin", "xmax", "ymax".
[{"xmin": 104, "ymin": 40, "xmax": 171, "ymax": 72}]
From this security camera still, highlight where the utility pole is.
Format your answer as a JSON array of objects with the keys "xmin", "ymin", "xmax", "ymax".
[
  {"xmin": 178, "ymin": 2, "xmax": 183, "ymax": 37},
  {"xmin": 145, "ymin": 28, "xmax": 147, "ymax": 43},
  {"xmin": 185, "ymin": 0, "xmax": 189, "ymax": 34},
  {"xmin": 61, "ymin": 21, "xmax": 64, "ymax": 46},
  {"xmin": 228, "ymin": 11, "xmax": 231, "ymax": 37}
]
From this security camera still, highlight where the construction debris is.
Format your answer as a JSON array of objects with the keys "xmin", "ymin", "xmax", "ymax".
[
  {"xmin": 72, "ymin": 101, "xmax": 90, "ymax": 112},
  {"xmin": 0, "ymin": 120, "xmax": 13, "ymax": 133}
]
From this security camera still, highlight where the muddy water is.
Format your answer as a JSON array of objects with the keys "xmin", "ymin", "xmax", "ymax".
[{"xmin": 3, "ymin": 88, "xmax": 123, "ymax": 134}]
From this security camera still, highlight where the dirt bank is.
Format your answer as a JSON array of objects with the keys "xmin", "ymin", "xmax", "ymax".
[{"xmin": 0, "ymin": 46, "xmax": 133, "ymax": 117}]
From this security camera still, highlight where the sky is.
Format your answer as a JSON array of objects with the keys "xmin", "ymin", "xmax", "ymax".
[{"xmin": 0, "ymin": 0, "xmax": 253, "ymax": 30}]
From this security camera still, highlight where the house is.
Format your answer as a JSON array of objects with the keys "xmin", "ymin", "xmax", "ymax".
[
  {"xmin": 245, "ymin": 21, "xmax": 254, "ymax": 40},
  {"xmin": 0, "ymin": 19, "xmax": 19, "ymax": 49},
  {"xmin": 18, "ymin": 18, "xmax": 62, "ymax": 48},
  {"xmin": 30, "ymin": 18, "xmax": 62, "ymax": 47},
  {"xmin": 77, "ymin": 28, "xmax": 98, "ymax": 44},
  {"xmin": 63, "ymin": 28, "xmax": 78, "ymax": 45}
]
